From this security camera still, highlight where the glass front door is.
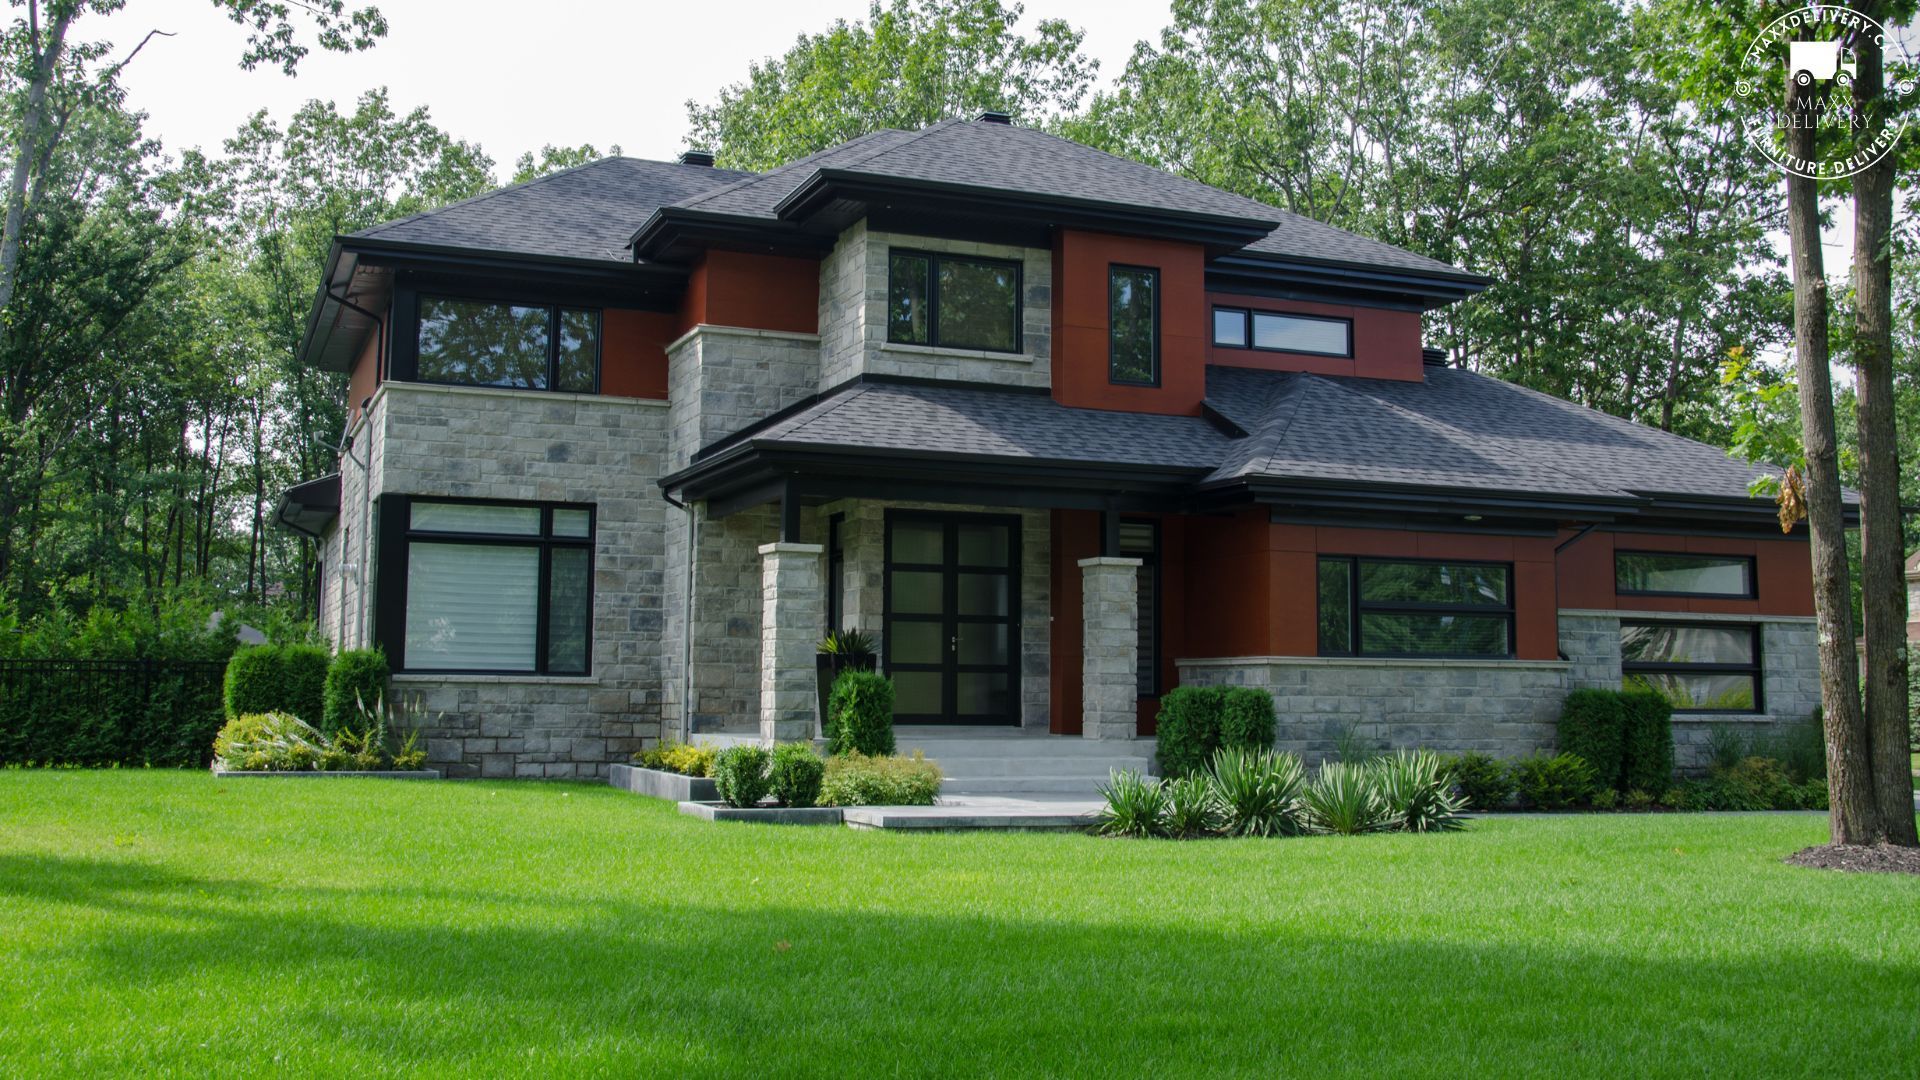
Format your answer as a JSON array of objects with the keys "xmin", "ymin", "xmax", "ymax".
[{"xmin": 883, "ymin": 511, "xmax": 1021, "ymax": 724}]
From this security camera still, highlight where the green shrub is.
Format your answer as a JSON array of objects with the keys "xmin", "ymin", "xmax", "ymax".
[
  {"xmin": 322, "ymin": 649, "xmax": 389, "ymax": 734},
  {"xmin": 1754, "ymin": 713, "xmax": 1825, "ymax": 784},
  {"xmin": 769, "ymin": 742, "xmax": 826, "ymax": 808},
  {"xmin": 1097, "ymin": 770, "xmax": 1171, "ymax": 838},
  {"xmin": 1623, "ymin": 788, "xmax": 1657, "ymax": 811},
  {"xmin": 1443, "ymin": 752, "xmax": 1514, "ymax": 811},
  {"xmin": 826, "ymin": 670, "xmax": 895, "ymax": 757},
  {"xmin": 1704, "ymin": 724, "xmax": 1749, "ymax": 773},
  {"xmin": 1303, "ymin": 761, "xmax": 1391, "ymax": 835},
  {"xmin": 634, "ymin": 741, "xmax": 718, "ymax": 777},
  {"xmin": 1370, "ymin": 750, "xmax": 1466, "ymax": 832},
  {"xmin": 1332, "ymin": 720, "xmax": 1384, "ymax": 764},
  {"xmin": 1618, "ymin": 691, "xmax": 1675, "ymax": 792},
  {"xmin": 1208, "ymin": 747, "xmax": 1308, "ymax": 837},
  {"xmin": 1558, "ymin": 689, "xmax": 1626, "ymax": 791},
  {"xmin": 1710, "ymin": 756, "xmax": 1795, "ymax": 811},
  {"xmin": 213, "ymin": 711, "xmax": 328, "ymax": 772},
  {"xmin": 223, "ymin": 644, "xmax": 330, "ymax": 727},
  {"xmin": 1154, "ymin": 686, "xmax": 1225, "ymax": 778},
  {"xmin": 1217, "ymin": 687, "xmax": 1277, "ymax": 754},
  {"xmin": 816, "ymin": 751, "xmax": 942, "ymax": 806},
  {"xmin": 390, "ymin": 729, "xmax": 427, "ymax": 771},
  {"xmin": 1164, "ymin": 774, "xmax": 1224, "ymax": 838},
  {"xmin": 711, "ymin": 745, "xmax": 772, "ymax": 808},
  {"xmin": 1590, "ymin": 788, "xmax": 1619, "ymax": 811},
  {"xmin": 1796, "ymin": 777, "xmax": 1830, "ymax": 811},
  {"xmin": 1509, "ymin": 753, "xmax": 1597, "ymax": 811}
]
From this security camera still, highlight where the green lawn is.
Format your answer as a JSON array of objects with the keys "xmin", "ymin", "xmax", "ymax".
[{"xmin": 2, "ymin": 773, "xmax": 1916, "ymax": 1078}]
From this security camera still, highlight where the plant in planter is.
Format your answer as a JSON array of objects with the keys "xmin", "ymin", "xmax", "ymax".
[
  {"xmin": 769, "ymin": 742, "xmax": 826, "ymax": 808},
  {"xmin": 712, "ymin": 745, "xmax": 773, "ymax": 808},
  {"xmin": 815, "ymin": 628, "xmax": 877, "ymax": 732}
]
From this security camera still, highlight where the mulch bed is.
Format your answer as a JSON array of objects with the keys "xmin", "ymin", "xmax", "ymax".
[{"xmin": 1785, "ymin": 843, "xmax": 1920, "ymax": 875}]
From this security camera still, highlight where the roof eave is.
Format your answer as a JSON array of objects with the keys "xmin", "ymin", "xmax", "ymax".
[{"xmin": 1208, "ymin": 252, "xmax": 1490, "ymax": 310}]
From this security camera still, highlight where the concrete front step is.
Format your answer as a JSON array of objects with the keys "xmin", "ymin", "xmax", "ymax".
[
  {"xmin": 940, "ymin": 775, "xmax": 1125, "ymax": 795},
  {"xmin": 909, "ymin": 755, "xmax": 1151, "ymax": 778}
]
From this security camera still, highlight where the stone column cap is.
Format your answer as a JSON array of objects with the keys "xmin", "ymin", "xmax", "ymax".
[
  {"xmin": 1077, "ymin": 556, "xmax": 1143, "ymax": 569},
  {"xmin": 758, "ymin": 542, "xmax": 826, "ymax": 556}
]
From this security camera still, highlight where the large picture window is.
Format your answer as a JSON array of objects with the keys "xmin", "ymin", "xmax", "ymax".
[
  {"xmin": 1317, "ymin": 557, "xmax": 1514, "ymax": 658},
  {"xmin": 1212, "ymin": 307, "xmax": 1352, "ymax": 357},
  {"xmin": 394, "ymin": 498, "xmax": 594, "ymax": 675},
  {"xmin": 886, "ymin": 250, "xmax": 1022, "ymax": 353},
  {"xmin": 1615, "ymin": 551, "xmax": 1755, "ymax": 598},
  {"xmin": 1109, "ymin": 265, "xmax": 1159, "ymax": 386},
  {"xmin": 415, "ymin": 297, "xmax": 600, "ymax": 393},
  {"xmin": 1621, "ymin": 622, "xmax": 1761, "ymax": 713}
]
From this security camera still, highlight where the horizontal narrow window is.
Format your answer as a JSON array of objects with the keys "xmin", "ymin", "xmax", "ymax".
[
  {"xmin": 1318, "ymin": 556, "xmax": 1514, "ymax": 659},
  {"xmin": 414, "ymin": 297, "xmax": 599, "ymax": 393},
  {"xmin": 1621, "ymin": 622, "xmax": 1761, "ymax": 713},
  {"xmin": 396, "ymin": 499, "xmax": 594, "ymax": 675},
  {"xmin": 1615, "ymin": 552, "xmax": 1754, "ymax": 598},
  {"xmin": 1210, "ymin": 306, "xmax": 1351, "ymax": 357},
  {"xmin": 886, "ymin": 250, "xmax": 1021, "ymax": 353}
]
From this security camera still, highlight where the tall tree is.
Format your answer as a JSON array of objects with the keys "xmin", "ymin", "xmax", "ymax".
[
  {"xmin": 685, "ymin": 0, "xmax": 1096, "ymax": 170},
  {"xmin": 511, "ymin": 142, "xmax": 621, "ymax": 184},
  {"xmin": 1845, "ymin": 2, "xmax": 1917, "ymax": 845},
  {"xmin": 0, "ymin": 0, "xmax": 387, "ymax": 341}
]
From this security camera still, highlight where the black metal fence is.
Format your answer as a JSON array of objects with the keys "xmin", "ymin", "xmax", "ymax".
[{"xmin": 0, "ymin": 658, "xmax": 228, "ymax": 767}]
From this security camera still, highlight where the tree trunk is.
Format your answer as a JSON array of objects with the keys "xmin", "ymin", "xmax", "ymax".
[
  {"xmin": 0, "ymin": 10, "xmax": 73, "ymax": 328},
  {"xmin": 1785, "ymin": 70, "xmax": 1878, "ymax": 845},
  {"xmin": 1848, "ymin": 19, "xmax": 1917, "ymax": 846}
]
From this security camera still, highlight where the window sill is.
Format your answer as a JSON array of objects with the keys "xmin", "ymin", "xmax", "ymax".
[
  {"xmin": 880, "ymin": 342, "xmax": 1035, "ymax": 364},
  {"xmin": 393, "ymin": 672, "xmax": 599, "ymax": 686}
]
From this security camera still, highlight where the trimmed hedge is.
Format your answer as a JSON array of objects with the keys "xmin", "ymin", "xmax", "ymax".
[
  {"xmin": 322, "ymin": 648, "xmax": 390, "ymax": 733},
  {"xmin": 1618, "ymin": 690, "xmax": 1675, "ymax": 793},
  {"xmin": 1154, "ymin": 686, "xmax": 1225, "ymax": 778},
  {"xmin": 826, "ymin": 669, "xmax": 895, "ymax": 757},
  {"xmin": 712, "ymin": 745, "xmax": 773, "ymax": 808},
  {"xmin": 1218, "ymin": 687, "xmax": 1277, "ymax": 754},
  {"xmin": 769, "ymin": 742, "xmax": 826, "ymax": 808},
  {"xmin": 223, "ymin": 644, "xmax": 330, "ymax": 727},
  {"xmin": 1558, "ymin": 689, "xmax": 1627, "ymax": 791},
  {"xmin": 0, "ymin": 658, "xmax": 226, "ymax": 767}
]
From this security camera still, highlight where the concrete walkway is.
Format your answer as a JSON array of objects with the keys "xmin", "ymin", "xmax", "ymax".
[{"xmin": 841, "ymin": 794, "xmax": 1103, "ymax": 831}]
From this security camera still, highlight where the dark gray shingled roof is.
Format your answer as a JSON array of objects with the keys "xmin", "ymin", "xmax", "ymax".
[
  {"xmin": 711, "ymin": 366, "xmax": 1788, "ymax": 512},
  {"xmin": 1239, "ymin": 209, "xmax": 1476, "ymax": 278},
  {"xmin": 1202, "ymin": 366, "xmax": 1785, "ymax": 502},
  {"xmin": 737, "ymin": 379, "xmax": 1231, "ymax": 470},
  {"xmin": 351, "ymin": 157, "xmax": 752, "ymax": 263}
]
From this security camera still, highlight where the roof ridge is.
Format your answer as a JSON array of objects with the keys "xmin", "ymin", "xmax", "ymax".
[
  {"xmin": 1243, "ymin": 373, "xmax": 1311, "ymax": 477},
  {"xmin": 1329, "ymin": 372, "xmax": 1638, "ymax": 498},
  {"xmin": 669, "ymin": 128, "xmax": 919, "ymax": 213},
  {"xmin": 762, "ymin": 380, "xmax": 871, "ymax": 441},
  {"xmin": 991, "ymin": 124, "xmax": 1282, "ymax": 220}
]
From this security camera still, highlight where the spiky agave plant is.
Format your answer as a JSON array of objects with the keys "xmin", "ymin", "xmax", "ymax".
[
  {"xmin": 1370, "ymin": 749, "xmax": 1467, "ymax": 833},
  {"xmin": 1208, "ymin": 747, "xmax": 1308, "ymax": 837},
  {"xmin": 1097, "ymin": 769, "xmax": 1171, "ymax": 838},
  {"xmin": 1303, "ymin": 760, "xmax": 1391, "ymax": 835}
]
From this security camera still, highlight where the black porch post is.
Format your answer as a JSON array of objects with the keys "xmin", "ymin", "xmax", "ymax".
[
  {"xmin": 1100, "ymin": 507, "xmax": 1121, "ymax": 557},
  {"xmin": 781, "ymin": 476, "xmax": 803, "ymax": 543}
]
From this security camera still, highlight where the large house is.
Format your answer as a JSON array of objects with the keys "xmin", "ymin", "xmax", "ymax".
[{"xmin": 279, "ymin": 114, "xmax": 1824, "ymax": 782}]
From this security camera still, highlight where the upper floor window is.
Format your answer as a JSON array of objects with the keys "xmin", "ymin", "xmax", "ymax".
[
  {"xmin": 1109, "ymin": 265, "xmax": 1160, "ymax": 386},
  {"xmin": 1318, "ymin": 556, "xmax": 1514, "ymax": 658},
  {"xmin": 1615, "ymin": 551, "xmax": 1755, "ymax": 598},
  {"xmin": 416, "ymin": 297, "xmax": 599, "ymax": 393},
  {"xmin": 887, "ymin": 250, "xmax": 1021, "ymax": 353},
  {"xmin": 1213, "ymin": 307, "xmax": 1351, "ymax": 358}
]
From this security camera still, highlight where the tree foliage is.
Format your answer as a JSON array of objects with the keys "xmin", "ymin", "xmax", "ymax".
[{"xmin": 685, "ymin": 0, "xmax": 1097, "ymax": 171}]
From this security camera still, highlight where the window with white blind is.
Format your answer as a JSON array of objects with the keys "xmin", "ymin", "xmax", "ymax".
[{"xmin": 395, "ymin": 498, "xmax": 593, "ymax": 674}]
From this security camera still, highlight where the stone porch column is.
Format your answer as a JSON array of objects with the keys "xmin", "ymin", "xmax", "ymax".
[
  {"xmin": 760, "ymin": 542, "xmax": 825, "ymax": 744},
  {"xmin": 1079, "ymin": 556, "xmax": 1141, "ymax": 740}
]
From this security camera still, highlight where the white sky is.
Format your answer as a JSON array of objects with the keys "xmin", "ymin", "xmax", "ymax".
[{"xmin": 113, "ymin": 0, "xmax": 1172, "ymax": 165}]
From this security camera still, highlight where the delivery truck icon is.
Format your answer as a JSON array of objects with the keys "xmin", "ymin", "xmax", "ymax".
[{"xmin": 1789, "ymin": 40, "xmax": 1857, "ymax": 87}]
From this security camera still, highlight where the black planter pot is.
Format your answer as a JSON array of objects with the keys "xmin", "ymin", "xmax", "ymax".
[{"xmin": 816, "ymin": 652, "xmax": 877, "ymax": 737}]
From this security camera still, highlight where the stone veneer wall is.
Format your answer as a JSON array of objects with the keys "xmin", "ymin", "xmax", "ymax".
[
  {"xmin": 814, "ymin": 499, "xmax": 1053, "ymax": 729},
  {"xmin": 318, "ymin": 382, "xmax": 672, "ymax": 780},
  {"xmin": 1177, "ymin": 608, "xmax": 1823, "ymax": 770},
  {"xmin": 816, "ymin": 221, "xmax": 1052, "ymax": 391},
  {"xmin": 1558, "ymin": 608, "xmax": 1820, "ymax": 771}
]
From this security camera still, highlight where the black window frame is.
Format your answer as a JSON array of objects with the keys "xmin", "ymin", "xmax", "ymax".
[
  {"xmin": 1211, "ymin": 306, "xmax": 1354, "ymax": 359},
  {"xmin": 826, "ymin": 512, "xmax": 846, "ymax": 631},
  {"xmin": 376, "ymin": 494, "xmax": 596, "ymax": 676},
  {"xmin": 880, "ymin": 508, "xmax": 1023, "ymax": 725},
  {"xmin": 410, "ymin": 294, "xmax": 603, "ymax": 395},
  {"xmin": 884, "ymin": 248, "xmax": 1024, "ymax": 355},
  {"xmin": 1614, "ymin": 550, "xmax": 1758, "ymax": 600},
  {"xmin": 1620, "ymin": 620, "xmax": 1764, "ymax": 714},
  {"xmin": 1108, "ymin": 263, "xmax": 1161, "ymax": 387},
  {"xmin": 1316, "ymin": 555, "xmax": 1516, "ymax": 660},
  {"xmin": 1120, "ymin": 518, "xmax": 1162, "ymax": 697}
]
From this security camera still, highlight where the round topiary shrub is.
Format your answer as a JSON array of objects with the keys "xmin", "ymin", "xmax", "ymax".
[
  {"xmin": 322, "ymin": 648, "xmax": 390, "ymax": 734},
  {"xmin": 827, "ymin": 669, "xmax": 895, "ymax": 757},
  {"xmin": 769, "ymin": 742, "xmax": 826, "ymax": 808},
  {"xmin": 712, "ymin": 744, "xmax": 773, "ymax": 808},
  {"xmin": 1153, "ymin": 686, "xmax": 1225, "ymax": 778}
]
